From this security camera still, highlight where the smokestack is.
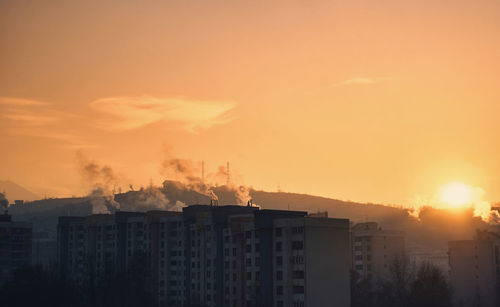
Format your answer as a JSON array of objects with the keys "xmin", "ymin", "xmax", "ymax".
[
  {"xmin": 202, "ymin": 161, "xmax": 205, "ymax": 184},
  {"xmin": 226, "ymin": 161, "xmax": 230, "ymax": 186}
]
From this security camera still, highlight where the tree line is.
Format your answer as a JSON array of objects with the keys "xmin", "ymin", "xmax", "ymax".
[{"xmin": 351, "ymin": 256, "xmax": 453, "ymax": 307}]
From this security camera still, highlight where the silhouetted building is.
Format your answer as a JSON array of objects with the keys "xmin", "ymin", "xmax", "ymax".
[
  {"xmin": 32, "ymin": 231, "xmax": 57, "ymax": 270},
  {"xmin": 351, "ymin": 222, "xmax": 405, "ymax": 282},
  {"xmin": 449, "ymin": 231, "xmax": 500, "ymax": 307},
  {"xmin": 0, "ymin": 213, "xmax": 32, "ymax": 284},
  {"xmin": 57, "ymin": 205, "xmax": 351, "ymax": 307}
]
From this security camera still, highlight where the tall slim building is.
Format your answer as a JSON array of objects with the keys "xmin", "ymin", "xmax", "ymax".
[
  {"xmin": 0, "ymin": 213, "xmax": 32, "ymax": 285},
  {"xmin": 449, "ymin": 231, "xmax": 500, "ymax": 307},
  {"xmin": 351, "ymin": 222, "xmax": 405, "ymax": 282},
  {"xmin": 57, "ymin": 204, "xmax": 351, "ymax": 307}
]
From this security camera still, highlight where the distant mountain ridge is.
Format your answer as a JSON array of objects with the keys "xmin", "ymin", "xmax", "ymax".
[{"xmin": 0, "ymin": 180, "xmax": 40, "ymax": 202}]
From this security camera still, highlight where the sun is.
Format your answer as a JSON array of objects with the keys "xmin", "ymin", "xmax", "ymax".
[{"xmin": 437, "ymin": 182, "xmax": 474, "ymax": 208}]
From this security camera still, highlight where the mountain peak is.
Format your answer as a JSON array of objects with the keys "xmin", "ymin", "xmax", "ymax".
[{"xmin": 0, "ymin": 180, "xmax": 40, "ymax": 202}]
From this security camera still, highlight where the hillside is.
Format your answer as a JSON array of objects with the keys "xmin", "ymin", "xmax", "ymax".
[
  {"xmin": 0, "ymin": 180, "xmax": 40, "ymax": 201},
  {"xmin": 7, "ymin": 180, "xmax": 496, "ymax": 250}
]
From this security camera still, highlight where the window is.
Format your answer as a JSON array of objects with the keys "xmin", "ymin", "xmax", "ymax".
[
  {"xmin": 276, "ymin": 270, "xmax": 283, "ymax": 281},
  {"xmin": 293, "ymin": 286, "xmax": 304, "ymax": 294},
  {"xmin": 291, "ymin": 241, "xmax": 303, "ymax": 250},
  {"xmin": 292, "ymin": 270, "xmax": 304, "ymax": 279},
  {"xmin": 275, "ymin": 228, "xmax": 282, "ymax": 237},
  {"xmin": 276, "ymin": 256, "xmax": 283, "ymax": 265},
  {"xmin": 292, "ymin": 227, "xmax": 304, "ymax": 234},
  {"xmin": 246, "ymin": 272, "xmax": 252, "ymax": 280},
  {"xmin": 275, "ymin": 242, "xmax": 282, "ymax": 252},
  {"xmin": 276, "ymin": 286, "xmax": 283, "ymax": 295}
]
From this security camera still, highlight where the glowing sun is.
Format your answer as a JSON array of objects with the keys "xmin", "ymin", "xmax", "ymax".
[{"xmin": 437, "ymin": 182, "xmax": 474, "ymax": 208}]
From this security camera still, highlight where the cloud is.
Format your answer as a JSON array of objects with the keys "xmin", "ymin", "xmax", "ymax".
[
  {"xmin": 1, "ymin": 109, "xmax": 59, "ymax": 125},
  {"xmin": 331, "ymin": 77, "xmax": 390, "ymax": 87},
  {"xmin": 0, "ymin": 96, "xmax": 91, "ymax": 148},
  {"xmin": 0, "ymin": 96, "xmax": 50, "ymax": 106},
  {"xmin": 89, "ymin": 96, "xmax": 236, "ymax": 131}
]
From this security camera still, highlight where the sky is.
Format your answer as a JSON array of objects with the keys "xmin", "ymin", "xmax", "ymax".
[{"xmin": 1, "ymin": 0, "xmax": 500, "ymax": 205}]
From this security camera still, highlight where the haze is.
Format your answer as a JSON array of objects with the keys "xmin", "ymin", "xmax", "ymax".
[{"xmin": 1, "ymin": 0, "xmax": 500, "ymax": 206}]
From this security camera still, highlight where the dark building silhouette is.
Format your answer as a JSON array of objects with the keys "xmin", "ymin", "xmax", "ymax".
[
  {"xmin": 449, "ymin": 230, "xmax": 500, "ymax": 307},
  {"xmin": 0, "ymin": 212, "xmax": 32, "ymax": 285},
  {"xmin": 57, "ymin": 204, "xmax": 351, "ymax": 307},
  {"xmin": 350, "ymin": 222, "xmax": 405, "ymax": 282}
]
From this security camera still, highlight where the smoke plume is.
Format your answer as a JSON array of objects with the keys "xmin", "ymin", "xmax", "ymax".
[
  {"xmin": 76, "ymin": 152, "xmax": 121, "ymax": 214},
  {"xmin": 77, "ymin": 151, "xmax": 186, "ymax": 213},
  {"xmin": 159, "ymin": 145, "xmax": 258, "ymax": 207},
  {"xmin": 408, "ymin": 186, "xmax": 500, "ymax": 225},
  {"xmin": 119, "ymin": 185, "xmax": 186, "ymax": 212},
  {"xmin": 160, "ymin": 146, "xmax": 219, "ymax": 201}
]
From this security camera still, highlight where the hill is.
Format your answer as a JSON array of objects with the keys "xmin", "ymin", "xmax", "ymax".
[
  {"xmin": 0, "ymin": 180, "xmax": 40, "ymax": 201},
  {"xmin": 7, "ymin": 180, "xmax": 497, "ymax": 250}
]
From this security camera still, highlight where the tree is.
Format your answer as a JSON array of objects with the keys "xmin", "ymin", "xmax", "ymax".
[
  {"xmin": 0, "ymin": 266, "xmax": 83, "ymax": 307},
  {"xmin": 374, "ymin": 254, "xmax": 414, "ymax": 307},
  {"xmin": 350, "ymin": 269, "xmax": 375, "ymax": 307},
  {"xmin": 97, "ymin": 250, "xmax": 156, "ymax": 307},
  {"xmin": 410, "ymin": 262, "xmax": 452, "ymax": 307}
]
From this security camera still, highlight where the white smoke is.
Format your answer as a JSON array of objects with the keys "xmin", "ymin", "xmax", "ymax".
[
  {"xmin": 120, "ymin": 186, "xmax": 186, "ymax": 212},
  {"xmin": 408, "ymin": 185, "xmax": 500, "ymax": 224}
]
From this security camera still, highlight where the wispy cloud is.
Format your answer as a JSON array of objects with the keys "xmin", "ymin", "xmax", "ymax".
[
  {"xmin": 0, "ymin": 96, "xmax": 90, "ymax": 148},
  {"xmin": 0, "ymin": 96, "xmax": 50, "ymax": 106},
  {"xmin": 1, "ymin": 109, "xmax": 59, "ymax": 125},
  {"xmin": 89, "ymin": 96, "xmax": 236, "ymax": 132},
  {"xmin": 331, "ymin": 77, "xmax": 390, "ymax": 87}
]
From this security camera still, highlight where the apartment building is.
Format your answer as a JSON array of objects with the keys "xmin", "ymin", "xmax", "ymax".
[
  {"xmin": 449, "ymin": 231, "xmax": 500, "ymax": 307},
  {"xmin": 57, "ymin": 204, "xmax": 351, "ymax": 307},
  {"xmin": 32, "ymin": 230, "xmax": 57, "ymax": 270},
  {"xmin": 351, "ymin": 222, "xmax": 405, "ymax": 282},
  {"xmin": 272, "ymin": 216, "xmax": 350, "ymax": 307},
  {"xmin": 0, "ymin": 213, "xmax": 32, "ymax": 284}
]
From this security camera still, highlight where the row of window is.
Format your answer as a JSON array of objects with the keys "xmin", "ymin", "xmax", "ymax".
[
  {"xmin": 275, "ymin": 241, "xmax": 304, "ymax": 251},
  {"xmin": 276, "ymin": 285, "xmax": 304, "ymax": 295}
]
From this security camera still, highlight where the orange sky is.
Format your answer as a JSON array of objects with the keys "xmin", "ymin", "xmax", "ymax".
[{"xmin": 1, "ymin": 0, "xmax": 500, "ymax": 205}]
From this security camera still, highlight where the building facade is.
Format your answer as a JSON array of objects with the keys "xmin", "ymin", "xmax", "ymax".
[
  {"xmin": 449, "ymin": 231, "xmax": 500, "ymax": 307},
  {"xmin": 351, "ymin": 222, "xmax": 405, "ymax": 282},
  {"xmin": 57, "ymin": 205, "xmax": 351, "ymax": 307},
  {"xmin": 0, "ymin": 213, "xmax": 32, "ymax": 284}
]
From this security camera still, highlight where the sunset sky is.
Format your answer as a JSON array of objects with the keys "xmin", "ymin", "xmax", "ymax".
[{"xmin": 1, "ymin": 0, "xmax": 500, "ymax": 205}]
